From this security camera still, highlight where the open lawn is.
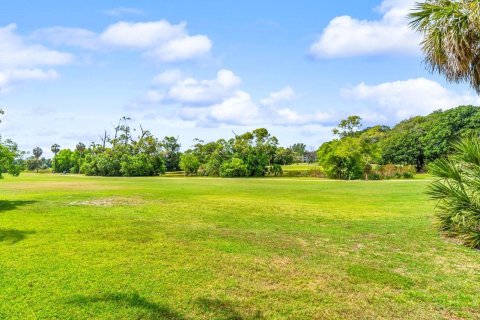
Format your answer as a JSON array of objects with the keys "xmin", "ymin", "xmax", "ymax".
[{"xmin": 0, "ymin": 174, "xmax": 479, "ymax": 319}]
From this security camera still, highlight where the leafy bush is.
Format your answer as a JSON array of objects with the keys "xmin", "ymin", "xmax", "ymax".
[
  {"xmin": 269, "ymin": 164, "xmax": 283, "ymax": 176},
  {"xmin": 179, "ymin": 153, "xmax": 200, "ymax": 176},
  {"xmin": 427, "ymin": 136, "xmax": 480, "ymax": 248},
  {"xmin": 282, "ymin": 168, "xmax": 325, "ymax": 178},
  {"xmin": 370, "ymin": 164, "xmax": 416, "ymax": 180},
  {"xmin": 220, "ymin": 158, "xmax": 248, "ymax": 177}
]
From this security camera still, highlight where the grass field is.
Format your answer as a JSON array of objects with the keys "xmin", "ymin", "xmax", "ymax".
[
  {"xmin": 0, "ymin": 174, "xmax": 479, "ymax": 319},
  {"xmin": 281, "ymin": 163, "xmax": 320, "ymax": 171}
]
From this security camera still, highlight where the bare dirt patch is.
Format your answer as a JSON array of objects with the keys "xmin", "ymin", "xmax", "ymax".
[{"xmin": 68, "ymin": 197, "xmax": 144, "ymax": 207}]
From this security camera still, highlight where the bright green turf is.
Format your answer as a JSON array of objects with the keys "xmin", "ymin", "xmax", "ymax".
[
  {"xmin": 281, "ymin": 163, "xmax": 320, "ymax": 171},
  {"xmin": 0, "ymin": 174, "xmax": 478, "ymax": 319}
]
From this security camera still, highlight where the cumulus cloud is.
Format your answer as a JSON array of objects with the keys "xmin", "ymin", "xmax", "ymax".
[
  {"xmin": 165, "ymin": 69, "xmax": 241, "ymax": 105},
  {"xmin": 310, "ymin": 0, "xmax": 420, "ymax": 58},
  {"xmin": 35, "ymin": 20, "xmax": 212, "ymax": 62},
  {"xmin": 342, "ymin": 78, "xmax": 480, "ymax": 119},
  {"xmin": 138, "ymin": 68, "xmax": 336, "ymax": 127},
  {"xmin": 0, "ymin": 24, "xmax": 72, "ymax": 93},
  {"xmin": 208, "ymin": 91, "xmax": 260, "ymax": 125},
  {"xmin": 260, "ymin": 86, "xmax": 295, "ymax": 106},
  {"xmin": 0, "ymin": 24, "xmax": 73, "ymax": 68}
]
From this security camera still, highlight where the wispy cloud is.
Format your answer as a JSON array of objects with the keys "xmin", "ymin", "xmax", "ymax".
[{"xmin": 103, "ymin": 7, "xmax": 143, "ymax": 17}]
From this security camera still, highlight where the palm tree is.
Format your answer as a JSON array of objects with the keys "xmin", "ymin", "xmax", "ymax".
[
  {"xmin": 409, "ymin": 0, "xmax": 480, "ymax": 93},
  {"xmin": 75, "ymin": 142, "xmax": 86, "ymax": 173},
  {"xmin": 76, "ymin": 142, "xmax": 86, "ymax": 154},
  {"xmin": 32, "ymin": 147, "xmax": 43, "ymax": 172},
  {"xmin": 427, "ymin": 136, "xmax": 480, "ymax": 248},
  {"xmin": 51, "ymin": 144, "xmax": 60, "ymax": 173}
]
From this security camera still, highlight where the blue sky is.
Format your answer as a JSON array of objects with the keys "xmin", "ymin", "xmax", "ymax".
[{"xmin": 1, "ymin": 0, "xmax": 479, "ymax": 155}]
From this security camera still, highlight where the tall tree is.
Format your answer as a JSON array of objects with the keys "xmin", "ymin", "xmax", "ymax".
[
  {"xmin": 51, "ymin": 144, "xmax": 60, "ymax": 173},
  {"xmin": 32, "ymin": 147, "xmax": 43, "ymax": 172},
  {"xmin": 409, "ymin": 0, "xmax": 480, "ymax": 93},
  {"xmin": 333, "ymin": 116, "xmax": 362, "ymax": 138},
  {"xmin": 162, "ymin": 136, "xmax": 181, "ymax": 172}
]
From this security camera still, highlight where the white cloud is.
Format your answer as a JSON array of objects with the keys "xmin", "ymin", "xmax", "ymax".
[
  {"xmin": 208, "ymin": 91, "xmax": 260, "ymax": 125},
  {"xmin": 0, "ymin": 24, "xmax": 73, "ymax": 68},
  {"xmin": 310, "ymin": 0, "xmax": 419, "ymax": 58},
  {"xmin": 260, "ymin": 86, "xmax": 295, "ymax": 106},
  {"xmin": 0, "ymin": 24, "xmax": 72, "ymax": 93},
  {"xmin": 152, "ymin": 69, "xmax": 184, "ymax": 85},
  {"xmin": 136, "ymin": 70, "xmax": 335, "ymax": 128},
  {"xmin": 99, "ymin": 21, "xmax": 185, "ymax": 48},
  {"xmin": 148, "ymin": 35, "xmax": 212, "ymax": 62},
  {"xmin": 270, "ymin": 108, "xmax": 333, "ymax": 126},
  {"xmin": 165, "ymin": 69, "xmax": 241, "ymax": 105},
  {"xmin": 342, "ymin": 78, "xmax": 480, "ymax": 119},
  {"xmin": 35, "ymin": 20, "xmax": 212, "ymax": 62},
  {"xmin": 0, "ymin": 69, "xmax": 59, "ymax": 94},
  {"xmin": 104, "ymin": 7, "xmax": 143, "ymax": 17}
]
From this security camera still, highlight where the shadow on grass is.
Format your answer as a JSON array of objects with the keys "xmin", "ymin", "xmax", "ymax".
[
  {"xmin": 0, "ymin": 201, "xmax": 37, "ymax": 244},
  {"xmin": 0, "ymin": 229, "xmax": 36, "ymax": 244},
  {"xmin": 68, "ymin": 292, "xmax": 185, "ymax": 320},
  {"xmin": 196, "ymin": 298, "xmax": 264, "ymax": 320},
  {"xmin": 0, "ymin": 200, "xmax": 37, "ymax": 213}
]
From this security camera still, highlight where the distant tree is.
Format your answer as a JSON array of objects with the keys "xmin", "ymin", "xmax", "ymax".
[
  {"xmin": 0, "ymin": 109, "xmax": 21, "ymax": 178},
  {"xmin": 290, "ymin": 143, "xmax": 307, "ymax": 162},
  {"xmin": 113, "ymin": 116, "xmax": 132, "ymax": 146},
  {"xmin": 32, "ymin": 147, "xmax": 43, "ymax": 172},
  {"xmin": 53, "ymin": 149, "xmax": 74, "ymax": 173},
  {"xmin": 51, "ymin": 144, "xmax": 60, "ymax": 173},
  {"xmin": 317, "ymin": 138, "xmax": 364, "ymax": 180},
  {"xmin": 162, "ymin": 136, "xmax": 181, "ymax": 171},
  {"xmin": 76, "ymin": 142, "xmax": 86, "ymax": 154},
  {"xmin": 333, "ymin": 116, "xmax": 362, "ymax": 138},
  {"xmin": 274, "ymin": 147, "xmax": 295, "ymax": 165},
  {"xmin": 381, "ymin": 116, "xmax": 427, "ymax": 171},
  {"xmin": 74, "ymin": 142, "xmax": 86, "ymax": 173},
  {"xmin": 410, "ymin": 0, "xmax": 480, "ymax": 93},
  {"xmin": 179, "ymin": 153, "xmax": 200, "ymax": 176},
  {"xmin": 0, "ymin": 139, "xmax": 22, "ymax": 178}
]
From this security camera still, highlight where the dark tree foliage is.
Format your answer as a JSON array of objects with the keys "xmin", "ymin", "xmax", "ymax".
[
  {"xmin": 162, "ymin": 136, "xmax": 181, "ymax": 172},
  {"xmin": 381, "ymin": 106, "xmax": 480, "ymax": 170}
]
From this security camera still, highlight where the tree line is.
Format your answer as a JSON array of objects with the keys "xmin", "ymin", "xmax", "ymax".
[
  {"xmin": 1, "ymin": 105, "xmax": 479, "ymax": 179},
  {"xmin": 20, "ymin": 117, "xmax": 313, "ymax": 177},
  {"xmin": 318, "ymin": 105, "xmax": 480, "ymax": 180}
]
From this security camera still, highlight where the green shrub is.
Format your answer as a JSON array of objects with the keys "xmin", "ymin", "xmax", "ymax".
[
  {"xmin": 220, "ymin": 158, "xmax": 248, "ymax": 177},
  {"xmin": 179, "ymin": 153, "xmax": 200, "ymax": 176}
]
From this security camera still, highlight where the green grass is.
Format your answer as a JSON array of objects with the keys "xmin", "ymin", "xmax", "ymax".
[
  {"xmin": 0, "ymin": 174, "xmax": 478, "ymax": 319},
  {"xmin": 281, "ymin": 163, "xmax": 320, "ymax": 171}
]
